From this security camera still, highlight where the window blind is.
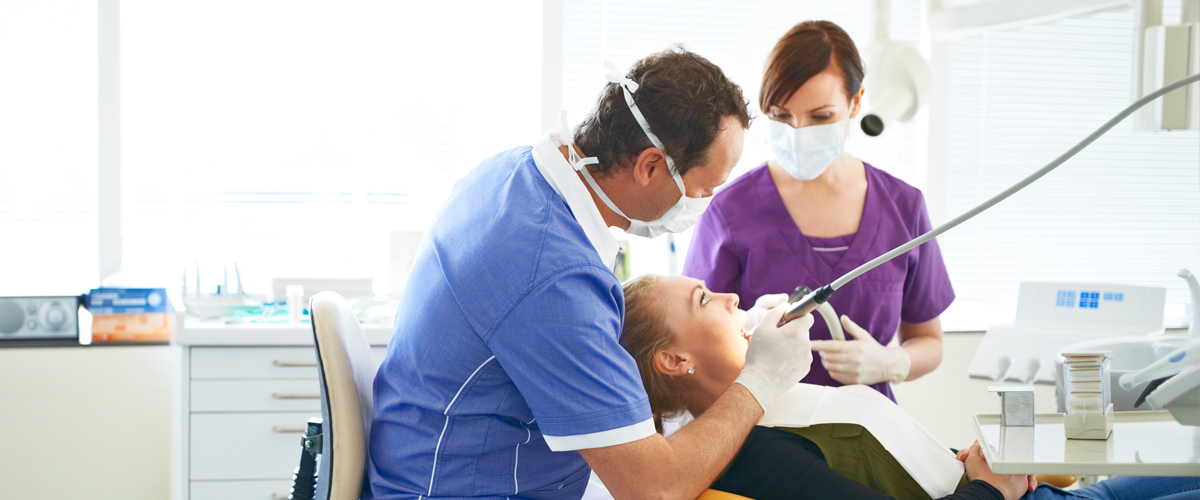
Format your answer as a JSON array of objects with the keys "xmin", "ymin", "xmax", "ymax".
[
  {"xmin": 119, "ymin": 0, "xmax": 542, "ymax": 293},
  {"xmin": 0, "ymin": 1, "xmax": 99, "ymax": 295},
  {"xmin": 562, "ymin": 0, "xmax": 928, "ymax": 277},
  {"xmin": 939, "ymin": 7, "xmax": 1200, "ymax": 331}
]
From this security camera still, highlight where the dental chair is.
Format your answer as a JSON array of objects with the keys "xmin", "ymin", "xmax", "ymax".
[{"xmin": 288, "ymin": 291, "xmax": 376, "ymax": 500}]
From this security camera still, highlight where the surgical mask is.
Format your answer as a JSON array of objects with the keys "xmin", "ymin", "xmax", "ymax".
[
  {"xmin": 768, "ymin": 117, "xmax": 850, "ymax": 181},
  {"xmin": 561, "ymin": 61, "xmax": 712, "ymax": 239}
]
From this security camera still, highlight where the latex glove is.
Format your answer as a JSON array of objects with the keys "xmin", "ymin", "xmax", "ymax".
[
  {"xmin": 810, "ymin": 315, "xmax": 911, "ymax": 385},
  {"xmin": 960, "ymin": 441, "xmax": 1038, "ymax": 500},
  {"xmin": 734, "ymin": 304, "xmax": 814, "ymax": 412},
  {"xmin": 742, "ymin": 293, "xmax": 789, "ymax": 332}
]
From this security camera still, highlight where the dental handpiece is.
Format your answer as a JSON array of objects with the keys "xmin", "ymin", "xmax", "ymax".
[{"xmin": 780, "ymin": 71, "xmax": 1200, "ymax": 326}]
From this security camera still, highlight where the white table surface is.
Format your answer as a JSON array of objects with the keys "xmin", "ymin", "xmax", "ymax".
[
  {"xmin": 177, "ymin": 319, "xmax": 393, "ymax": 346},
  {"xmin": 973, "ymin": 411, "xmax": 1200, "ymax": 476}
]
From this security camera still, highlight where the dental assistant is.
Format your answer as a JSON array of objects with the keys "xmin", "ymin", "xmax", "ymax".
[
  {"xmin": 368, "ymin": 48, "xmax": 815, "ymax": 500},
  {"xmin": 683, "ymin": 21, "xmax": 952, "ymax": 402}
]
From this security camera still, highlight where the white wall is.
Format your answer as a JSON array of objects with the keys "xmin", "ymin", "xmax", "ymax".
[{"xmin": 0, "ymin": 346, "xmax": 172, "ymax": 500}]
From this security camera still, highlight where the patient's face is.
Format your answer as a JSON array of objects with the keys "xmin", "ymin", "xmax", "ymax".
[{"xmin": 657, "ymin": 276, "xmax": 748, "ymax": 390}]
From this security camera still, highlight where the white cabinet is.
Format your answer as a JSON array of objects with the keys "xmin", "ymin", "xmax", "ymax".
[{"xmin": 174, "ymin": 323, "xmax": 391, "ymax": 500}]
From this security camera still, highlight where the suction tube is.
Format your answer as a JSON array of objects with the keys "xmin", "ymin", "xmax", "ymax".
[{"xmin": 782, "ymin": 72, "xmax": 1200, "ymax": 325}]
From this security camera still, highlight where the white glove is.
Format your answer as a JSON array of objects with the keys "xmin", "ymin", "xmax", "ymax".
[
  {"xmin": 810, "ymin": 315, "xmax": 911, "ymax": 385},
  {"xmin": 742, "ymin": 293, "xmax": 789, "ymax": 332},
  {"xmin": 733, "ymin": 304, "xmax": 814, "ymax": 412}
]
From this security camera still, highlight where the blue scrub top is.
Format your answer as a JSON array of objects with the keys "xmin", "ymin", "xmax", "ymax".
[{"xmin": 367, "ymin": 145, "xmax": 653, "ymax": 500}]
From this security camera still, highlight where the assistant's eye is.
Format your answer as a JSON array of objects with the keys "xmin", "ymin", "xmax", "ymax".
[
  {"xmin": 700, "ymin": 292, "xmax": 711, "ymax": 306},
  {"xmin": 812, "ymin": 113, "xmax": 832, "ymax": 122}
]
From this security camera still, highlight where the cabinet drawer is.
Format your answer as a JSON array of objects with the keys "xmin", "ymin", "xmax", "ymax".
[
  {"xmin": 190, "ymin": 412, "xmax": 317, "ymax": 480},
  {"xmin": 192, "ymin": 347, "xmax": 318, "ymax": 380},
  {"xmin": 192, "ymin": 379, "xmax": 321, "ymax": 412},
  {"xmin": 191, "ymin": 480, "xmax": 293, "ymax": 500}
]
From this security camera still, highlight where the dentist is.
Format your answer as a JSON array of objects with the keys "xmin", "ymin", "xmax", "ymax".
[{"xmin": 368, "ymin": 47, "xmax": 815, "ymax": 500}]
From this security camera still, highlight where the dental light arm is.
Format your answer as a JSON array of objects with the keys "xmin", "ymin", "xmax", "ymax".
[{"xmin": 782, "ymin": 72, "xmax": 1200, "ymax": 326}]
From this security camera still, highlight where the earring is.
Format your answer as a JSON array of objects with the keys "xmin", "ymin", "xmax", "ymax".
[{"xmin": 687, "ymin": 366, "xmax": 695, "ymax": 375}]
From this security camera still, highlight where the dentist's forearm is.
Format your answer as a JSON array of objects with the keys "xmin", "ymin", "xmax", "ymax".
[{"xmin": 579, "ymin": 384, "xmax": 762, "ymax": 500}]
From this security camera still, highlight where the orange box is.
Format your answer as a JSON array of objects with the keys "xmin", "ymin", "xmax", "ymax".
[{"xmin": 91, "ymin": 312, "xmax": 176, "ymax": 343}]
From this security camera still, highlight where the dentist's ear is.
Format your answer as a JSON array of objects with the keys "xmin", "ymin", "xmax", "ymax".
[
  {"xmin": 653, "ymin": 349, "xmax": 692, "ymax": 377},
  {"xmin": 631, "ymin": 147, "xmax": 668, "ymax": 187}
]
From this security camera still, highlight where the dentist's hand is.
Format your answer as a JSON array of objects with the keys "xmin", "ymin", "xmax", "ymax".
[
  {"xmin": 734, "ymin": 304, "xmax": 814, "ymax": 412},
  {"xmin": 742, "ymin": 293, "xmax": 789, "ymax": 332},
  {"xmin": 810, "ymin": 315, "xmax": 911, "ymax": 386}
]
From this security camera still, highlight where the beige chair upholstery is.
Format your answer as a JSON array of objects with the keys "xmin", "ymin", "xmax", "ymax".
[{"xmin": 310, "ymin": 291, "xmax": 377, "ymax": 500}]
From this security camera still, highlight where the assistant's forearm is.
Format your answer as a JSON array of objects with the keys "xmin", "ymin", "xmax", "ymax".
[{"xmin": 901, "ymin": 334, "xmax": 943, "ymax": 381}]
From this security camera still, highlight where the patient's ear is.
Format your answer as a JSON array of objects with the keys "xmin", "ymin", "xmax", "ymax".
[{"xmin": 654, "ymin": 349, "xmax": 690, "ymax": 377}]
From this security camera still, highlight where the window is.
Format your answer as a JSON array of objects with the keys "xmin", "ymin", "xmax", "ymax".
[
  {"xmin": 0, "ymin": 2, "xmax": 99, "ymax": 295},
  {"xmin": 120, "ymin": 0, "xmax": 542, "ymax": 294},
  {"xmin": 938, "ymin": 8, "xmax": 1200, "ymax": 331}
]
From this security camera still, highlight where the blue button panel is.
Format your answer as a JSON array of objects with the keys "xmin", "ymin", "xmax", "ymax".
[{"xmin": 1056, "ymin": 289, "xmax": 1120, "ymax": 308}]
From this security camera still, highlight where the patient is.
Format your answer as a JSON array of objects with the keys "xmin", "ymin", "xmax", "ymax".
[{"xmin": 619, "ymin": 274, "xmax": 1199, "ymax": 500}]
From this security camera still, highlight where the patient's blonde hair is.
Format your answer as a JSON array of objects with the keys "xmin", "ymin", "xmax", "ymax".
[{"xmin": 621, "ymin": 275, "xmax": 688, "ymax": 433}]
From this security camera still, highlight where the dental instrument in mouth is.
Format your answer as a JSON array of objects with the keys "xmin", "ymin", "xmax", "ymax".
[{"xmin": 780, "ymin": 72, "xmax": 1200, "ymax": 326}]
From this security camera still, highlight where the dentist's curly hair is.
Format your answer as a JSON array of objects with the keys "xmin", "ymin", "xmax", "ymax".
[
  {"xmin": 573, "ymin": 45, "xmax": 751, "ymax": 178},
  {"xmin": 620, "ymin": 274, "xmax": 688, "ymax": 433}
]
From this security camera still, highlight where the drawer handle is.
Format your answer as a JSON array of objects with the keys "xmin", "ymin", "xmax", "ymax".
[
  {"xmin": 272, "ymin": 494, "xmax": 289, "ymax": 500},
  {"xmin": 273, "ymin": 392, "xmax": 321, "ymax": 400},
  {"xmin": 272, "ymin": 425, "xmax": 308, "ymax": 433},
  {"xmin": 273, "ymin": 360, "xmax": 317, "ymax": 367}
]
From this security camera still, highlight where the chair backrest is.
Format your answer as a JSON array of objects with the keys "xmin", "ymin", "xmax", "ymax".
[{"xmin": 310, "ymin": 291, "xmax": 377, "ymax": 500}]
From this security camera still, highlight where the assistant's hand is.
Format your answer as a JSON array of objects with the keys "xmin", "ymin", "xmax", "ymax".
[
  {"xmin": 810, "ymin": 315, "xmax": 911, "ymax": 385},
  {"xmin": 734, "ymin": 304, "xmax": 814, "ymax": 412},
  {"xmin": 742, "ymin": 293, "xmax": 789, "ymax": 332},
  {"xmin": 960, "ymin": 441, "xmax": 1037, "ymax": 500}
]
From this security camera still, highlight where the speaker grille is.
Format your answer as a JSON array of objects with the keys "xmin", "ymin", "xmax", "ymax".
[{"xmin": 0, "ymin": 301, "xmax": 25, "ymax": 334}]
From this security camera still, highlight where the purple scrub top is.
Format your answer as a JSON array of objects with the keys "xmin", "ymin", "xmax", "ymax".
[{"xmin": 682, "ymin": 163, "xmax": 954, "ymax": 402}]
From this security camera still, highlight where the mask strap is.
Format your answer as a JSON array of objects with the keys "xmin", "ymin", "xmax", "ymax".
[
  {"xmin": 559, "ymin": 110, "xmax": 600, "ymax": 170},
  {"xmin": 603, "ymin": 60, "xmax": 680, "ymax": 176},
  {"xmin": 560, "ymin": 110, "xmax": 633, "ymax": 221}
]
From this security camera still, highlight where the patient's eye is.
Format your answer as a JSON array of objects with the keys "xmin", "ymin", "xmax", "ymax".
[{"xmin": 700, "ymin": 292, "xmax": 711, "ymax": 306}]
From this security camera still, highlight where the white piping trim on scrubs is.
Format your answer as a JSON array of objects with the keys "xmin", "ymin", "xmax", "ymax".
[
  {"xmin": 514, "ymin": 420, "xmax": 532, "ymax": 494},
  {"xmin": 542, "ymin": 418, "xmax": 656, "ymax": 452},
  {"xmin": 812, "ymin": 246, "xmax": 850, "ymax": 252},
  {"xmin": 428, "ymin": 356, "xmax": 496, "ymax": 496}
]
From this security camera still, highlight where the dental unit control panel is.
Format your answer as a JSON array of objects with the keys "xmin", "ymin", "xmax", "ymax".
[{"xmin": 967, "ymin": 282, "xmax": 1166, "ymax": 385}]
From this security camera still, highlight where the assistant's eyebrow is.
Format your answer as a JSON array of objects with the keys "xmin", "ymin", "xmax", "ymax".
[{"xmin": 805, "ymin": 104, "xmax": 834, "ymax": 114}]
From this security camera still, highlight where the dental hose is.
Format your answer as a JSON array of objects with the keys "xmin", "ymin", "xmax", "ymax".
[{"xmin": 782, "ymin": 72, "xmax": 1200, "ymax": 325}]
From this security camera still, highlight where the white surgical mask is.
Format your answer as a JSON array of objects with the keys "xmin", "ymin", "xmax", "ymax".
[
  {"xmin": 768, "ymin": 117, "xmax": 849, "ymax": 181},
  {"xmin": 561, "ymin": 61, "xmax": 712, "ymax": 239}
]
